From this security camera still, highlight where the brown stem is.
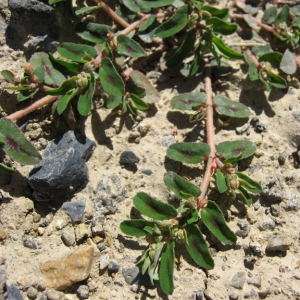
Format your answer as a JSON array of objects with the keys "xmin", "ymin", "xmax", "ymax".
[
  {"xmin": 120, "ymin": 16, "xmax": 148, "ymax": 36},
  {"xmin": 6, "ymin": 95, "xmax": 58, "ymax": 122},
  {"xmin": 247, "ymin": 15, "xmax": 274, "ymax": 33},
  {"xmin": 198, "ymin": 64, "xmax": 216, "ymax": 205}
]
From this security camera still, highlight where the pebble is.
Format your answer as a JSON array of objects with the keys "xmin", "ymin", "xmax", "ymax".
[
  {"xmin": 265, "ymin": 235, "xmax": 291, "ymax": 252},
  {"xmin": 119, "ymin": 149, "xmax": 140, "ymax": 164},
  {"xmin": 61, "ymin": 227, "xmax": 76, "ymax": 247},
  {"xmin": 0, "ymin": 230, "xmax": 7, "ymax": 241},
  {"xmin": 75, "ymin": 224, "xmax": 91, "ymax": 242},
  {"xmin": 122, "ymin": 267, "xmax": 151, "ymax": 286},
  {"xmin": 261, "ymin": 175, "xmax": 283, "ymax": 203},
  {"xmin": 97, "ymin": 243, "xmax": 106, "ymax": 252},
  {"xmin": 99, "ymin": 254, "xmax": 110, "ymax": 270},
  {"xmin": 236, "ymin": 123, "xmax": 250, "ymax": 134},
  {"xmin": 229, "ymin": 291, "xmax": 239, "ymax": 300},
  {"xmin": 236, "ymin": 220, "xmax": 250, "ymax": 237},
  {"xmin": 244, "ymin": 288, "xmax": 258, "ymax": 299},
  {"xmin": 6, "ymin": 284, "xmax": 24, "ymax": 300},
  {"xmin": 46, "ymin": 288, "xmax": 65, "ymax": 300},
  {"xmin": 247, "ymin": 274, "xmax": 261, "ymax": 288},
  {"xmin": 161, "ymin": 135, "xmax": 176, "ymax": 148},
  {"xmin": 62, "ymin": 197, "xmax": 86, "ymax": 223},
  {"xmin": 284, "ymin": 194, "xmax": 299, "ymax": 211},
  {"xmin": 27, "ymin": 286, "xmax": 38, "ymax": 299},
  {"xmin": 251, "ymin": 117, "xmax": 267, "ymax": 132},
  {"xmin": 22, "ymin": 235, "xmax": 37, "ymax": 249},
  {"xmin": 278, "ymin": 153, "xmax": 287, "ymax": 165},
  {"xmin": 108, "ymin": 261, "xmax": 120, "ymax": 273},
  {"xmin": 270, "ymin": 204, "xmax": 280, "ymax": 217},
  {"xmin": 141, "ymin": 169, "xmax": 153, "ymax": 176},
  {"xmin": 258, "ymin": 218, "xmax": 276, "ymax": 231},
  {"xmin": 230, "ymin": 271, "xmax": 246, "ymax": 289},
  {"xmin": 77, "ymin": 285, "xmax": 89, "ymax": 299},
  {"xmin": 253, "ymin": 202, "xmax": 261, "ymax": 211}
]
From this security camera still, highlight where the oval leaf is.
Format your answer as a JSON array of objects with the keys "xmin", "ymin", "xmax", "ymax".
[
  {"xmin": 133, "ymin": 192, "xmax": 177, "ymax": 220},
  {"xmin": 185, "ymin": 223, "xmax": 214, "ymax": 269},
  {"xmin": 202, "ymin": 5, "xmax": 229, "ymax": 19},
  {"xmin": 265, "ymin": 70, "xmax": 287, "ymax": 89},
  {"xmin": 0, "ymin": 162, "xmax": 15, "ymax": 174},
  {"xmin": 46, "ymin": 78, "xmax": 76, "ymax": 96},
  {"xmin": 275, "ymin": 5, "xmax": 289, "ymax": 26},
  {"xmin": 117, "ymin": 35, "xmax": 145, "ymax": 58},
  {"xmin": 17, "ymin": 89, "xmax": 39, "ymax": 102},
  {"xmin": 207, "ymin": 17, "xmax": 237, "ymax": 35},
  {"xmin": 280, "ymin": 49, "xmax": 297, "ymax": 75},
  {"xmin": 170, "ymin": 92, "xmax": 206, "ymax": 110},
  {"xmin": 120, "ymin": 219, "xmax": 157, "ymax": 236},
  {"xmin": 78, "ymin": 74, "xmax": 95, "ymax": 116},
  {"xmin": 164, "ymin": 171, "xmax": 200, "ymax": 199},
  {"xmin": 167, "ymin": 142, "xmax": 210, "ymax": 164},
  {"xmin": 58, "ymin": 43, "xmax": 97, "ymax": 62},
  {"xmin": 216, "ymin": 169, "xmax": 228, "ymax": 193},
  {"xmin": 201, "ymin": 201, "xmax": 237, "ymax": 244},
  {"xmin": 57, "ymin": 87, "xmax": 79, "ymax": 115},
  {"xmin": 238, "ymin": 186, "xmax": 252, "ymax": 206},
  {"xmin": 99, "ymin": 57, "xmax": 125, "ymax": 96},
  {"xmin": 216, "ymin": 140, "xmax": 256, "ymax": 160},
  {"xmin": 130, "ymin": 94, "xmax": 148, "ymax": 110},
  {"xmin": 159, "ymin": 240, "xmax": 175, "ymax": 295},
  {"xmin": 0, "ymin": 118, "xmax": 41, "ymax": 165},
  {"xmin": 141, "ymin": 0, "xmax": 175, "ymax": 8},
  {"xmin": 258, "ymin": 52, "xmax": 282, "ymax": 65},
  {"xmin": 212, "ymin": 36, "xmax": 244, "ymax": 60},
  {"xmin": 154, "ymin": 5, "xmax": 189, "ymax": 38},
  {"xmin": 106, "ymin": 95, "xmax": 122, "ymax": 109},
  {"xmin": 214, "ymin": 96, "xmax": 250, "ymax": 118},
  {"xmin": 49, "ymin": 53, "xmax": 81, "ymax": 76},
  {"xmin": 75, "ymin": 6, "xmax": 100, "ymax": 16},
  {"xmin": 262, "ymin": 6, "xmax": 277, "ymax": 24},
  {"xmin": 236, "ymin": 172, "xmax": 262, "ymax": 194},
  {"xmin": 1, "ymin": 70, "xmax": 15, "ymax": 83}
]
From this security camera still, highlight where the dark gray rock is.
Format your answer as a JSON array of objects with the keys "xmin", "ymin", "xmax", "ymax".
[
  {"xmin": 230, "ymin": 271, "xmax": 246, "ymax": 289},
  {"xmin": 28, "ymin": 131, "xmax": 95, "ymax": 201},
  {"xmin": 122, "ymin": 267, "xmax": 152, "ymax": 286},
  {"xmin": 236, "ymin": 220, "xmax": 250, "ymax": 237},
  {"xmin": 108, "ymin": 261, "xmax": 120, "ymax": 273},
  {"xmin": 141, "ymin": 169, "xmax": 153, "ymax": 176},
  {"xmin": 278, "ymin": 153, "xmax": 287, "ymax": 165},
  {"xmin": 22, "ymin": 235, "xmax": 37, "ymax": 249},
  {"xmin": 120, "ymin": 150, "xmax": 140, "ymax": 164},
  {"xmin": 260, "ymin": 175, "xmax": 283, "ymax": 203},
  {"xmin": 6, "ymin": 284, "xmax": 24, "ymax": 300},
  {"xmin": 62, "ymin": 197, "xmax": 86, "ymax": 222},
  {"xmin": 266, "ymin": 236, "xmax": 291, "ymax": 252},
  {"xmin": 270, "ymin": 204, "xmax": 281, "ymax": 217}
]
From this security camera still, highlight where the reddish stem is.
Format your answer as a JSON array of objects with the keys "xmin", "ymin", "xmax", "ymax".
[
  {"xmin": 245, "ymin": 49, "xmax": 260, "ymax": 68},
  {"xmin": 247, "ymin": 15, "xmax": 274, "ymax": 33}
]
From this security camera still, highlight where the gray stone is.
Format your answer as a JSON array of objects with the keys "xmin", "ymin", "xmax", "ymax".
[
  {"xmin": 247, "ymin": 274, "xmax": 261, "ymax": 288},
  {"xmin": 284, "ymin": 194, "xmax": 300, "ymax": 211},
  {"xmin": 270, "ymin": 204, "xmax": 280, "ymax": 217},
  {"xmin": 27, "ymin": 286, "xmax": 38, "ymax": 299},
  {"xmin": 28, "ymin": 131, "xmax": 95, "ymax": 201},
  {"xmin": 46, "ymin": 288, "xmax": 65, "ymax": 300},
  {"xmin": 22, "ymin": 235, "xmax": 37, "ymax": 249},
  {"xmin": 108, "ymin": 261, "xmax": 120, "ymax": 273},
  {"xmin": 231, "ymin": 271, "xmax": 246, "ymax": 289},
  {"xmin": 160, "ymin": 135, "xmax": 176, "ymax": 148},
  {"xmin": 251, "ymin": 117, "xmax": 267, "ymax": 132},
  {"xmin": 141, "ymin": 169, "xmax": 153, "ymax": 176},
  {"xmin": 6, "ymin": 284, "xmax": 24, "ymax": 300},
  {"xmin": 62, "ymin": 197, "xmax": 86, "ymax": 222},
  {"xmin": 229, "ymin": 291, "xmax": 239, "ymax": 300},
  {"xmin": 99, "ymin": 254, "xmax": 110, "ymax": 270},
  {"xmin": 260, "ymin": 175, "xmax": 283, "ymax": 203},
  {"xmin": 97, "ymin": 243, "xmax": 106, "ymax": 252},
  {"xmin": 61, "ymin": 227, "xmax": 76, "ymax": 247},
  {"xmin": 39, "ymin": 293, "xmax": 47, "ymax": 300},
  {"xmin": 122, "ymin": 267, "xmax": 152, "ymax": 286},
  {"xmin": 236, "ymin": 220, "xmax": 250, "ymax": 237},
  {"xmin": 266, "ymin": 235, "xmax": 291, "ymax": 252},
  {"xmin": 278, "ymin": 153, "xmax": 287, "ymax": 165},
  {"xmin": 293, "ymin": 110, "xmax": 300, "ymax": 123},
  {"xmin": 120, "ymin": 149, "xmax": 140, "ymax": 164},
  {"xmin": 77, "ymin": 285, "xmax": 89, "ymax": 299},
  {"xmin": 244, "ymin": 288, "xmax": 258, "ymax": 299},
  {"xmin": 258, "ymin": 218, "xmax": 276, "ymax": 231},
  {"xmin": 253, "ymin": 202, "xmax": 261, "ymax": 211}
]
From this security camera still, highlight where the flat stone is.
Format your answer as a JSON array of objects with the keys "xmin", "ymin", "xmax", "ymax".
[
  {"xmin": 99, "ymin": 254, "xmax": 110, "ymax": 271},
  {"xmin": 46, "ymin": 288, "xmax": 65, "ymax": 300},
  {"xmin": 22, "ymin": 235, "xmax": 37, "ymax": 249},
  {"xmin": 266, "ymin": 236, "xmax": 291, "ymax": 252},
  {"xmin": 41, "ymin": 245, "xmax": 94, "ymax": 290},
  {"xmin": 61, "ymin": 227, "xmax": 76, "ymax": 247},
  {"xmin": 258, "ymin": 218, "xmax": 276, "ymax": 231},
  {"xmin": 231, "ymin": 271, "xmax": 246, "ymax": 289},
  {"xmin": 62, "ymin": 197, "xmax": 86, "ymax": 223},
  {"xmin": 6, "ymin": 284, "xmax": 24, "ymax": 300},
  {"xmin": 122, "ymin": 267, "xmax": 152, "ymax": 286},
  {"xmin": 29, "ymin": 131, "xmax": 95, "ymax": 201},
  {"xmin": 120, "ymin": 149, "xmax": 140, "ymax": 164}
]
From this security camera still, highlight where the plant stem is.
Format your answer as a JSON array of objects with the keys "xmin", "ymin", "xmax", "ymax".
[
  {"xmin": 6, "ymin": 95, "xmax": 58, "ymax": 122},
  {"xmin": 244, "ymin": 49, "xmax": 260, "ymax": 68},
  {"xmin": 198, "ymin": 64, "xmax": 216, "ymax": 204},
  {"xmin": 120, "ymin": 16, "xmax": 148, "ymax": 36}
]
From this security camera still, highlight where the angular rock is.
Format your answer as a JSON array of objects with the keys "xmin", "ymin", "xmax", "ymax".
[
  {"xmin": 260, "ymin": 175, "xmax": 283, "ymax": 203},
  {"xmin": 120, "ymin": 149, "xmax": 140, "ymax": 164},
  {"xmin": 231, "ymin": 272, "xmax": 246, "ymax": 289},
  {"xmin": 122, "ymin": 267, "xmax": 152, "ymax": 286},
  {"xmin": 99, "ymin": 254, "xmax": 109, "ymax": 271},
  {"xmin": 62, "ymin": 197, "xmax": 86, "ymax": 223},
  {"xmin": 41, "ymin": 245, "xmax": 94, "ymax": 290},
  {"xmin": 258, "ymin": 218, "xmax": 276, "ymax": 231},
  {"xmin": 6, "ymin": 284, "xmax": 24, "ymax": 300},
  {"xmin": 236, "ymin": 220, "xmax": 250, "ymax": 237},
  {"xmin": 28, "ymin": 131, "xmax": 95, "ymax": 201},
  {"xmin": 266, "ymin": 236, "xmax": 291, "ymax": 252}
]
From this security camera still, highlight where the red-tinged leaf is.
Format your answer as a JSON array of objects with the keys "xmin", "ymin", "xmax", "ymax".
[
  {"xmin": 170, "ymin": 92, "xmax": 206, "ymax": 110},
  {"xmin": 58, "ymin": 43, "xmax": 97, "ymax": 62},
  {"xmin": 214, "ymin": 96, "xmax": 250, "ymax": 118},
  {"xmin": 216, "ymin": 140, "xmax": 256, "ymax": 160},
  {"xmin": 117, "ymin": 35, "xmax": 145, "ymax": 58}
]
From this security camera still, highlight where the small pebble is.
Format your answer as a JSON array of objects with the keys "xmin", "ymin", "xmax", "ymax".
[
  {"xmin": 108, "ymin": 261, "xmax": 120, "ymax": 273},
  {"xmin": 278, "ymin": 153, "xmax": 287, "ymax": 165},
  {"xmin": 99, "ymin": 254, "xmax": 110, "ymax": 270},
  {"xmin": 77, "ymin": 285, "xmax": 89, "ymax": 299},
  {"xmin": 229, "ymin": 291, "xmax": 239, "ymax": 300},
  {"xmin": 22, "ymin": 236, "xmax": 37, "ymax": 249},
  {"xmin": 120, "ymin": 149, "xmax": 140, "ymax": 164},
  {"xmin": 266, "ymin": 235, "xmax": 291, "ymax": 252},
  {"xmin": 61, "ymin": 227, "xmax": 76, "ymax": 247},
  {"xmin": 46, "ymin": 288, "xmax": 65, "ymax": 300},
  {"xmin": 141, "ymin": 169, "xmax": 153, "ymax": 176},
  {"xmin": 97, "ymin": 243, "xmax": 106, "ymax": 252},
  {"xmin": 231, "ymin": 272, "xmax": 246, "ymax": 289},
  {"xmin": 27, "ymin": 286, "xmax": 38, "ymax": 299}
]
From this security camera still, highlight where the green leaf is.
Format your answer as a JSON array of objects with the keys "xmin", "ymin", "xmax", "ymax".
[
  {"xmin": 142, "ymin": 0, "xmax": 175, "ymax": 8},
  {"xmin": 127, "ymin": 101, "xmax": 138, "ymax": 115},
  {"xmin": 0, "ymin": 162, "xmax": 15, "ymax": 174},
  {"xmin": 133, "ymin": 192, "xmax": 177, "ymax": 221},
  {"xmin": 159, "ymin": 241, "xmax": 175, "ymax": 295},
  {"xmin": 291, "ymin": 5, "xmax": 300, "ymax": 16},
  {"xmin": 216, "ymin": 169, "xmax": 227, "ymax": 193},
  {"xmin": 106, "ymin": 95, "xmax": 122, "ymax": 109},
  {"xmin": 202, "ymin": 5, "xmax": 228, "ymax": 19},
  {"xmin": 138, "ymin": 15, "xmax": 158, "ymax": 43},
  {"xmin": 262, "ymin": 6, "xmax": 277, "ymax": 24},
  {"xmin": 167, "ymin": 142, "xmax": 210, "ymax": 164},
  {"xmin": 201, "ymin": 201, "xmax": 237, "ymax": 244},
  {"xmin": 130, "ymin": 94, "xmax": 148, "ymax": 110},
  {"xmin": 207, "ymin": 17, "xmax": 237, "ymax": 35},
  {"xmin": 34, "ymin": 66, "xmax": 45, "ymax": 84},
  {"xmin": 185, "ymin": 223, "xmax": 214, "ymax": 269},
  {"xmin": 57, "ymin": 87, "xmax": 79, "ymax": 115},
  {"xmin": 1, "ymin": 70, "xmax": 15, "ymax": 83},
  {"xmin": 46, "ymin": 78, "xmax": 76, "ymax": 96},
  {"xmin": 189, "ymin": 44, "xmax": 204, "ymax": 76},
  {"xmin": 248, "ymin": 63, "xmax": 259, "ymax": 81},
  {"xmin": 187, "ymin": 209, "xmax": 199, "ymax": 224},
  {"xmin": 17, "ymin": 89, "xmax": 39, "ymax": 102},
  {"xmin": 166, "ymin": 28, "xmax": 197, "ymax": 68},
  {"xmin": 30, "ymin": 52, "xmax": 66, "ymax": 86},
  {"xmin": 223, "ymin": 152, "xmax": 242, "ymax": 164},
  {"xmin": 265, "ymin": 69, "xmax": 287, "ymax": 89},
  {"xmin": 170, "ymin": 92, "xmax": 206, "ymax": 110},
  {"xmin": 274, "ymin": 5, "xmax": 289, "ymax": 26},
  {"xmin": 49, "ymin": 53, "xmax": 81, "ymax": 76},
  {"xmin": 75, "ymin": 6, "xmax": 100, "ymax": 15},
  {"xmin": 122, "ymin": 0, "xmax": 150, "ymax": 13},
  {"xmin": 280, "ymin": 49, "xmax": 297, "ymax": 75},
  {"xmin": 154, "ymin": 5, "xmax": 189, "ymax": 38},
  {"xmin": 258, "ymin": 52, "xmax": 282, "ymax": 65},
  {"xmin": 251, "ymin": 45, "xmax": 273, "ymax": 57},
  {"xmin": 58, "ymin": 43, "xmax": 97, "ymax": 62},
  {"xmin": 237, "ymin": 186, "xmax": 252, "ymax": 206},
  {"xmin": 129, "ymin": 70, "xmax": 160, "ymax": 103},
  {"xmin": 212, "ymin": 36, "xmax": 244, "ymax": 60},
  {"xmin": 148, "ymin": 242, "xmax": 164, "ymax": 285},
  {"xmin": 0, "ymin": 118, "xmax": 41, "ymax": 165},
  {"xmin": 120, "ymin": 219, "xmax": 157, "ymax": 236},
  {"xmin": 259, "ymin": 70, "xmax": 271, "ymax": 92},
  {"xmin": 99, "ymin": 57, "xmax": 125, "ymax": 96},
  {"xmin": 214, "ymin": 96, "xmax": 250, "ymax": 118},
  {"xmin": 216, "ymin": 140, "xmax": 256, "ymax": 160},
  {"xmin": 78, "ymin": 74, "xmax": 95, "ymax": 116},
  {"xmin": 163, "ymin": 171, "xmax": 201, "ymax": 199},
  {"xmin": 75, "ymin": 22, "xmax": 114, "ymax": 44},
  {"xmin": 236, "ymin": 172, "xmax": 262, "ymax": 194},
  {"xmin": 117, "ymin": 35, "xmax": 145, "ymax": 58}
]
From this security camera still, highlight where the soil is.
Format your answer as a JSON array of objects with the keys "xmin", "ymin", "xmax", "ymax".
[{"xmin": 1, "ymin": 0, "xmax": 300, "ymax": 300}]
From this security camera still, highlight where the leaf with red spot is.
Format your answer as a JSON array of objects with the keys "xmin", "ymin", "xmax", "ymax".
[
  {"xmin": 185, "ymin": 223, "xmax": 214, "ymax": 269},
  {"xmin": 216, "ymin": 140, "xmax": 256, "ymax": 160},
  {"xmin": 0, "ymin": 118, "xmax": 41, "ymax": 165},
  {"xmin": 99, "ymin": 57, "xmax": 125, "ymax": 96},
  {"xmin": 214, "ymin": 96, "xmax": 250, "ymax": 118},
  {"xmin": 57, "ymin": 43, "xmax": 97, "ymax": 62},
  {"xmin": 167, "ymin": 142, "xmax": 210, "ymax": 164},
  {"xmin": 30, "ymin": 52, "xmax": 66, "ymax": 86},
  {"xmin": 117, "ymin": 35, "xmax": 146, "ymax": 58},
  {"xmin": 78, "ymin": 74, "xmax": 96, "ymax": 116},
  {"xmin": 170, "ymin": 92, "xmax": 206, "ymax": 110}
]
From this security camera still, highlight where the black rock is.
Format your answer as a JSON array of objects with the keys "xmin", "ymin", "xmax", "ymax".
[
  {"xmin": 28, "ymin": 131, "xmax": 95, "ymax": 201},
  {"xmin": 141, "ymin": 169, "xmax": 153, "ymax": 176},
  {"xmin": 6, "ymin": 284, "xmax": 24, "ymax": 300},
  {"xmin": 120, "ymin": 150, "xmax": 140, "ymax": 164},
  {"xmin": 122, "ymin": 267, "xmax": 152, "ymax": 286},
  {"xmin": 22, "ymin": 236, "xmax": 37, "ymax": 249},
  {"xmin": 62, "ymin": 197, "xmax": 86, "ymax": 223}
]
